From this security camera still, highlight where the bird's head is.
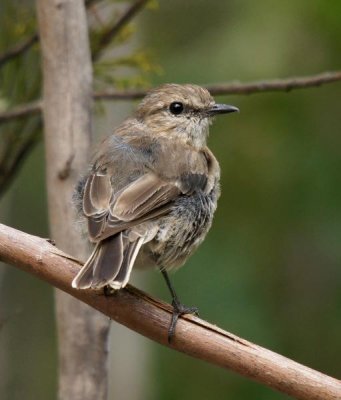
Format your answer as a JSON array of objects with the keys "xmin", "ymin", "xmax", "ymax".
[{"xmin": 135, "ymin": 84, "xmax": 239, "ymax": 148}]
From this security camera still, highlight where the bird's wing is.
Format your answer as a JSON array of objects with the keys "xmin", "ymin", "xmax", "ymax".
[{"xmin": 83, "ymin": 171, "xmax": 180, "ymax": 242}]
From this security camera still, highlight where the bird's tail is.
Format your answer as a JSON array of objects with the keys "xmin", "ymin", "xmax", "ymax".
[{"xmin": 72, "ymin": 232, "xmax": 144, "ymax": 290}]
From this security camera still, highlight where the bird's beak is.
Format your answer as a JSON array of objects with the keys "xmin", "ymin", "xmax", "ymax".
[{"xmin": 208, "ymin": 104, "xmax": 239, "ymax": 116}]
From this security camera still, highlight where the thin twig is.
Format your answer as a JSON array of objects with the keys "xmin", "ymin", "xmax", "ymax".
[
  {"xmin": 95, "ymin": 70, "xmax": 341, "ymax": 100},
  {"xmin": 0, "ymin": 134, "xmax": 38, "ymax": 197},
  {"xmin": 0, "ymin": 118, "xmax": 41, "ymax": 197},
  {"xmin": 1, "ymin": 71, "xmax": 341, "ymax": 124},
  {"xmin": 0, "ymin": 0, "xmax": 102, "ymax": 70},
  {"xmin": 0, "ymin": 100, "xmax": 42, "ymax": 124},
  {"xmin": 0, "ymin": 33, "xmax": 39, "ymax": 68},
  {"xmin": 92, "ymin": 0, "xmax": 150, "ymax": 61},
  {"xmin": 0, "ymin": 223, "xmax": 340, "ymax": 400},
  {"xmin": 206, "ymin": 71, "xmax": 341, "ymax": 95}
]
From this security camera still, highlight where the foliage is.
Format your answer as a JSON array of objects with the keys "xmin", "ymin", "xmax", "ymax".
[
  {"xmin": 0, "ymin": 0, "xmax": 158, "ymax": 196},
  {"xmin": 0, "ymin": 1, "xmax": 40, "ymax": 195}
]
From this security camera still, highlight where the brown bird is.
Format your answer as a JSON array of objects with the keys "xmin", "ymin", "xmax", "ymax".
[{"xmin": 72, "ymin": 83, "xmax": 238, "ymax": 341}]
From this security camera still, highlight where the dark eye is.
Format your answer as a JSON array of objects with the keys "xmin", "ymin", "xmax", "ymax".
[{"xmin": 169, "ymin": 102, "xmax": 184, "ymax": 115}]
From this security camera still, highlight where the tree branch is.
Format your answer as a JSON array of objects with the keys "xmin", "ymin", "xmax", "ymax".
[
  {"xmin": 1, "ymin": 71, "xmax": 340, "ymax": 124},
  {"xmin": 92, "ymin": 0, "xmax": 150, "ymax": 61},
  {"xmin": 0, "ymin": 33, "xmax": 39, "ymax": 68},
  {"xmin": 0, "ymin": 223, "xmax": 340, "ymax": 400},
  {"xmin": 0, "ymin": 1, "xmax": 102, "ymax": 69},
  {"xmin": 0, "ymin": 100, "xmax": 42, "ymax": 124},
  {"xmin": 0, "ymin": 131, "xmax": 39, "ymax": 197},
  {"xmin": 94, "ymin": 70, "xmax": 341, "ymax": 100}
]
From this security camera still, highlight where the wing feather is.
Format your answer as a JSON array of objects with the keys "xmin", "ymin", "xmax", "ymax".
[
  {"xmin": 84, "ymin": 171, "xmax": 180, "ymax": 242},
  {"xmin": 83, "ymin": 173, "xmax": 111, "ymax": 216},
  {"xmin": 111, "ymin": 173, "xmax": 179, "ymax": 221}
]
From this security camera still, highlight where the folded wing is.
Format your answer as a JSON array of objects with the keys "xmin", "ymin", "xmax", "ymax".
[{"xmin": 72, "ymin": 170, "xmax": 180, "ymax": 290}]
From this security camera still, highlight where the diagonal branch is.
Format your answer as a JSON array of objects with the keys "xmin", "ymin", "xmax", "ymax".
[
  {"xmin": 0, "ymin": 131, "xmax": 39, "ymax": 197},
  {"xmin": 1, "ymin": 70, "xmax": 340, "ymax": 124},
  {"xmin": 92, "ymin": 0, "xmax": 150, "ymax": 61},
  {"xmin": 0, "ymin": 222, "xmax": 340, "ymax": 400},
  {"xmin": 0, "ymin": 0, "xmax": 102, "ymax": 70},
  {"xmin": 0, "ymin": 100, "xmax": 42, "ymax": 124},
  {"xmin": 0, "ymin": 33, "xmax": 39, "ymax": 68}
]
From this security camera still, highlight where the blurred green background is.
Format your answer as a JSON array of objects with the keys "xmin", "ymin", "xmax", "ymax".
[{"xmin": 0, "ymin": 1, "xmax": 340, "ymax": 399}]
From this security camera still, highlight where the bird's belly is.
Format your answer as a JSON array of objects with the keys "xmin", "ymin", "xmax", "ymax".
[{"xmin": 138, "ymin": 190, "xmax": 218, "ymax": 270}]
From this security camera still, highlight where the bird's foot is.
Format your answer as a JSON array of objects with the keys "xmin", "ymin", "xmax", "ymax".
[{"xmin": 168, "ymin": 299, "xmax": 199, "ymax": 344}]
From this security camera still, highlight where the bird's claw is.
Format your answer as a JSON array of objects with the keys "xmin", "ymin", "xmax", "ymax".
[{"xmin": 167, "ymin": 300, "xmax": 199, "ymax": 343}]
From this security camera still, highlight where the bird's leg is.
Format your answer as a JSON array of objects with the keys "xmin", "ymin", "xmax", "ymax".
[{"xmin": 160, "ymin": 268, "xmax": 198, "ymax": 343}]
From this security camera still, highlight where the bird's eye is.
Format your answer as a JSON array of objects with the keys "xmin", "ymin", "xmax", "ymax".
[{"xmin": 169, "ymin": 102, "xmax": 184, "ymax": 115}]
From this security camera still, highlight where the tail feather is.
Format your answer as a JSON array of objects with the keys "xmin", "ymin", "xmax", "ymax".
[
  {"xmin": 109, "ymin": 236, "xmax": 144, "ymax": 289},
  {"xmin": 91, "ymin": 233, "xmax": 124, "ymax": 287},
  {"xmin": 72, "ymin": 232, "xmax": 143, "ymax": 290},
  {"xmin": 71, "ymin": 243, "xmax": 100, "ymax": 289}
]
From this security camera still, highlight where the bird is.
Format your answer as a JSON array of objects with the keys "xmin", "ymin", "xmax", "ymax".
[{"xmin": 72, "ymin": 83, "xmax": 238, "ymax": 341}]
